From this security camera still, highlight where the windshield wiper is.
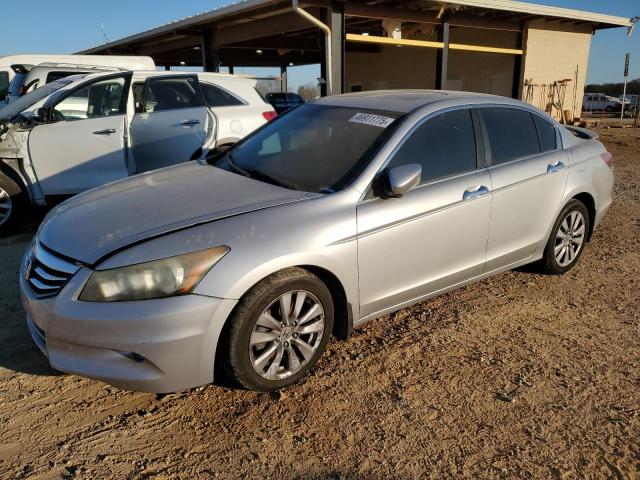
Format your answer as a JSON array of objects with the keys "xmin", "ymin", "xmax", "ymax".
[
  {"xmin": 244, "ymin": 168, "xmax": 296, "ymax": 190},
  {"xmin": 226, "ymin": 151, "xmax": 250, "ymax": 176},
  {"xmin": 226, "ymin": 151, "xmax": 294, "ymax": 190}
]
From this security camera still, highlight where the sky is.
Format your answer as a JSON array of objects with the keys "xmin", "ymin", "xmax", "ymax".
[{"xmin": 1, "ymin": 0, "xmax": 638, "ymax": 91}]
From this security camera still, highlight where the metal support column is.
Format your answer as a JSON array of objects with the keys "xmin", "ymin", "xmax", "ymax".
[
  {"xmin": 435, "ymin": 20, "xmax": 449, "ymax": 90},
  {"xmin": 329, "ymin": 1, "xmax": 345, "ymax": 95},
  {"xmin": 512, "ymin": 29, "xmax": 525, "ymax": 99},
  {"xmin": 319, "ymin": 3, "xmax": 344, "ymax": 96},
  {"xmin": 281, "ymin": 65, "xmax": 288, "ymax": 92},
  {"xmin": 201, "ymin": 28, "xmax": 220, "ymax": 72}
]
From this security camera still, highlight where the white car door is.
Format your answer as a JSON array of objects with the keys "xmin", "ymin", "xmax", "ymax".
[
  {"xmin": 129, "ymin": 75, "xmax": 210, "ymax": 173},
  {"xmin": 357, "ymin": 108, "xmax": 491, "ymax": 318},
  {"xmin": 28, "ymin": 73, "xmax": 132, "ymax": 195},
  {"xmin": 479, "ymin": 107, "xmax": 569, "ymax": 271}
]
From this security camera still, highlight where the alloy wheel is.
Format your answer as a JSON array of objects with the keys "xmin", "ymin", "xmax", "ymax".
[
  {"xmin": 0, "ymin": 187, "xmax": 12, "ymax": 227},
  {"xmin": 554, "ymin": 210, "xmax": 586, "ymax": 267},
  {"xmin": 249, "ymin": 290, "xmax": 325, "ymax": 380}
]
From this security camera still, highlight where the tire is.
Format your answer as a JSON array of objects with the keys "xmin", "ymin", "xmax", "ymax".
[
  {"xmin": 0, "ymin": 171, "xmax": 26, "ymax": 233},
  {"xmin": 539, "ymin": 199, "xmax": 590, "ymax": 275},
  {"xmin": 218, "ymin": 267, "xmax": 334, "ymax": 391}
]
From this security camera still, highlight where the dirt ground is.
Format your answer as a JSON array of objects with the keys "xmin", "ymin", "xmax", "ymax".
[{"xmin": 0, "ymin": 128, "xmax": 638, "ymax": 480}]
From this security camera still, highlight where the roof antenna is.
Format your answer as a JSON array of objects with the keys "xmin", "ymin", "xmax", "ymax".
[{"xmin": 100, "ymin": 23, "xmax": 111, "ymax": 44}]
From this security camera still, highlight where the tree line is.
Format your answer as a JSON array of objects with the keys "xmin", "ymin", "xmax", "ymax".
[{"xmin": 585, "ymin": 78, "xmax": 640, "ymax": 96}]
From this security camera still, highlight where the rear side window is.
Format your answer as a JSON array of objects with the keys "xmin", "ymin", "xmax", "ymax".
[
  {"xmin": 53, "ymin": 76, "xmax": 127, "ymax": 121},
  {"xmin": 0, "ymin": 72, "xmax": 8, "ymax": 101},
  {"xmin": 46, "ymin": 71, "xmax": 86, "ymax": 84},
  {"xmin": 480, "ymin": 108, "xmax": 540, "ymax": 165},
  {"xmin": 201, "ymin": 82, "xmax": 243, "ymax": 107},
  {"xmin": 533, "ymin": 115, "xmax": 557, "ymax": 152},
  {"xmin": 388, "ymin": 109, "xmax": 477, "ymax": 183},
  {"xmin": 143, "ymin": 77, "xmax": 204, "ymax": 113}
]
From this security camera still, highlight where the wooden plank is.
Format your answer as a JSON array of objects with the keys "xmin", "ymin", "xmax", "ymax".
[
  {"xmin": 346, "ymin": 33, "xmax": 443, "ymax": 49},
  {"xmin": 345, "ymin": 33, "xmax": 523, "ymax": 55}
]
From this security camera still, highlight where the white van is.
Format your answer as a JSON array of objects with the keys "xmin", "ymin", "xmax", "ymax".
[{"xmin": 0, "ymin": 55, "xmax": 155, "ymax": 104}]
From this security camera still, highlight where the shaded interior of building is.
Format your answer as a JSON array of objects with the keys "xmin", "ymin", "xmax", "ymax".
[{"xmin": 83, "ymin": 0, "xmax": 625, "ymax": 117}]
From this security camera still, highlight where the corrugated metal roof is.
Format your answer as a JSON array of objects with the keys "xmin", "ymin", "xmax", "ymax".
[
  {"xmin": 445, "ymin": 0, "xmax": 633, "ymax": 27},
  {"xmin": 79, "ymin": 0, "xmax": 633, "ymax": 54}
]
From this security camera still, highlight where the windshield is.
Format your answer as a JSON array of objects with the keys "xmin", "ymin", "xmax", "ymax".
[
  {"xmin": 211, "ymin": 104, "xmax": 403, "ymax": 193},
  {"xmin": 0, "ymin": 78, "xmax": 72, "ymax": 120}
]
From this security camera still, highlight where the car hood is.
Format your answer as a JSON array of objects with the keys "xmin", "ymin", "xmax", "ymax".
[{"xmin": 38, "ymin": 162, "xmax": 317, "ymax": 265}]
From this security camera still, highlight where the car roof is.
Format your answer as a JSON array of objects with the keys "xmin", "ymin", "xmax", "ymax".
[{"xmin": 314, "ymin": 90, "xmax": 528, "ymax": 114}]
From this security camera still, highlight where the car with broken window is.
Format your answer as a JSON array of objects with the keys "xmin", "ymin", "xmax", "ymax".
[
  {"xmin": 19, "ymin": 90, "xmax": 613, "ymax": 393},
  {"xmin": 0, "ymin": 70, "xmax": 276, "ymax": 230}
]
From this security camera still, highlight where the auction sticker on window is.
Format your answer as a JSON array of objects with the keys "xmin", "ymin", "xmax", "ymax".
[{"xmin": 349, "ymin": 112, "xmax": 395, "ymax": 128}]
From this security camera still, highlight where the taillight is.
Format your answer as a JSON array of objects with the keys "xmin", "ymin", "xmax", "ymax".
[
  {"xmin": 262, "ymin": 111, "xmax": 277, "ymax": 122},
  {"xmin": 601, "ymin": 152, "xmax": 613, "ymax": 168},
  {"xmin": 18, "ymin": 85, "xmax": 27, "ymax": 96}
]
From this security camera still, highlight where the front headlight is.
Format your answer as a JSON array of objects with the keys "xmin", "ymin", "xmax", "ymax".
[{"xmin": 79, "ymin": 246, "xmax": 230, "ymax": 302}]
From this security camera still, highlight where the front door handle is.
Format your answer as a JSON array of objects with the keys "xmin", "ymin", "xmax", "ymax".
[
  {"xmin": 547, "ymin": 161, "xmax": 566, "ymax": 173},
  {"xmin": 463, "ymin": 185, "xmax": 490, "ymax": 200},
  {"xmin": 93, "ymin": 128, "xmax": 117, "ymax": 135},
  {"xmin": 180, "ymin": 119, "xmax": 201, "ymax": 126}
]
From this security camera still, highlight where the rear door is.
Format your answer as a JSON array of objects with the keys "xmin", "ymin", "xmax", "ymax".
[
  {"xmin": 129, "ymin": 75, "xmax": 209, "ymax": 173},
  {"xmin": 28, "ymin": 73, "xmax": 132, "ymax": 195},
  {"xmin": 480, "ymin": 107, "xmax": 568, "ymax": 271}
]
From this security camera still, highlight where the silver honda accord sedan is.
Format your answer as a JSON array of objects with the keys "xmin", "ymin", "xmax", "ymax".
[{"xmin": 20, "ymin": 91, "xmax": 613, "ymax": 393}]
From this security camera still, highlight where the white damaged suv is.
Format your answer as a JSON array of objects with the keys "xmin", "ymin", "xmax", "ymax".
[{"xmin": 0, "ymin": 70, "xmax": 275, "ymax": 230}]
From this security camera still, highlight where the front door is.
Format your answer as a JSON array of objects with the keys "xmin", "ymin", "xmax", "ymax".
[
  {"xmin": 129, "ymin": 75, "xmax": 210, "ymax": 173},
  {"xmin": 478, "ymin": 107, "xmax": 569, "ymax": 271},
  {"xmin": 357, "ymin": 108, "xmax": 492, "ymax": 318},
  {"xmin": 28, "ymin": 73, "xmax": 132, "ymax": 195}
]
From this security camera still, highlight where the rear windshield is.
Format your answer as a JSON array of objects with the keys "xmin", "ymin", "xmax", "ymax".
[
  {"xmin": 0, "ymin": 79, "xmax": 72, "ymax": 120},
  {"xmin": 212, "ymin": 103, "xmax": 403, "ymax": 193}
]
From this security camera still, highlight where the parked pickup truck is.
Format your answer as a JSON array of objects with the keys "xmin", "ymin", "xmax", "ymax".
[{"xmin": 0, "ymin": 70, "xmax": 276, "ymax": 230}]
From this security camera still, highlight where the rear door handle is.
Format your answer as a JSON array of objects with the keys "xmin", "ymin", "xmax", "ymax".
[
  {"xmin": 463, "ymin": 185, "xmax": 490, "ymax": 200},
  {"xmin": 547, "ymin": 161, "xmax": 566, "ymax": 173},
  {"xmin": 93, "ymin": 128, "xmax": 117, "ymax": 135},
  {"xmin": 180, "ymin": 119, "xmax": 201, "ymax": 126}
]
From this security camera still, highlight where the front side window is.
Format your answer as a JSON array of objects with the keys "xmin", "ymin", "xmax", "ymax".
[
  {"xmin": 387, "ymin": 109, "xmax": 477, "ymax": 184},
  {"xmin": 142, "ymin": 77, "xmax": 203, "ymax": 113},
  {"xmin": 53, "ymin": 76, "xmax": 127, "ymax": 121},
  {"xmin": 201, "ymin": 82, "xmax": 243, "ymax": 107},
  {"xmin": 212, "ymin": 104, "xmax": 403, "ymax": 193},
  {"xmin": 480, "ymin": 107, "xmax": 541, "ymax": 165}
]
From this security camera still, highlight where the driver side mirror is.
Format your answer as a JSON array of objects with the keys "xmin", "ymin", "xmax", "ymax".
[
  {"xmin": 373, "ymin": 164, "xmax": 422, "ymax": 199},
  {"xmin": 34, "ymin": 107, "xmax": 50, "ymax": 124}
]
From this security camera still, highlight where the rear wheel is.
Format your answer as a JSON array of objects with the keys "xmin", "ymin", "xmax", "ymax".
[
  {"xmin": 218, "ymin": 268, "xmax": 333, "ymax": 391},
  {"xmin": 0, "ymin": 172, "xmax": 26, "ymax": 233},
  {"xmin": 539, "ymin": 199, "xmax": 590, "ymax": 274}
]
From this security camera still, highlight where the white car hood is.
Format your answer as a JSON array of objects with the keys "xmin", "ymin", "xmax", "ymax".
[{"xmin": 38, "ymin": 162, "xmax": 317, "ymax": 265}]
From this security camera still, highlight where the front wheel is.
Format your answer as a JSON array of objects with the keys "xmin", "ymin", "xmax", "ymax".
[
  {"xmin": 539, "ymin": 199, "xmax": 590, "ymax": 274},
  {"xmin": 0, "ymin": 172, "xmax": 26, "ymax": 233},
  {"xmin": 218, "ymin": 268, "xmax": 334, "ymax": 391}
]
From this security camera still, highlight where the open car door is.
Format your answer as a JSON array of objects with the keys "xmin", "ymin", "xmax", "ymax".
[
  {"xmin": 129, "ymin": 74, "xmax": 213, "ymax": 173},
  {"xmin": 28, "ymin": 72, "xmax": 132, "ymax": 195}
]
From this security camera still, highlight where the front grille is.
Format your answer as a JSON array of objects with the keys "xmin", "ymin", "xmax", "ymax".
[{"xmin": 26, "ymin": 241, "xmax": 80, "ymax": 297}]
